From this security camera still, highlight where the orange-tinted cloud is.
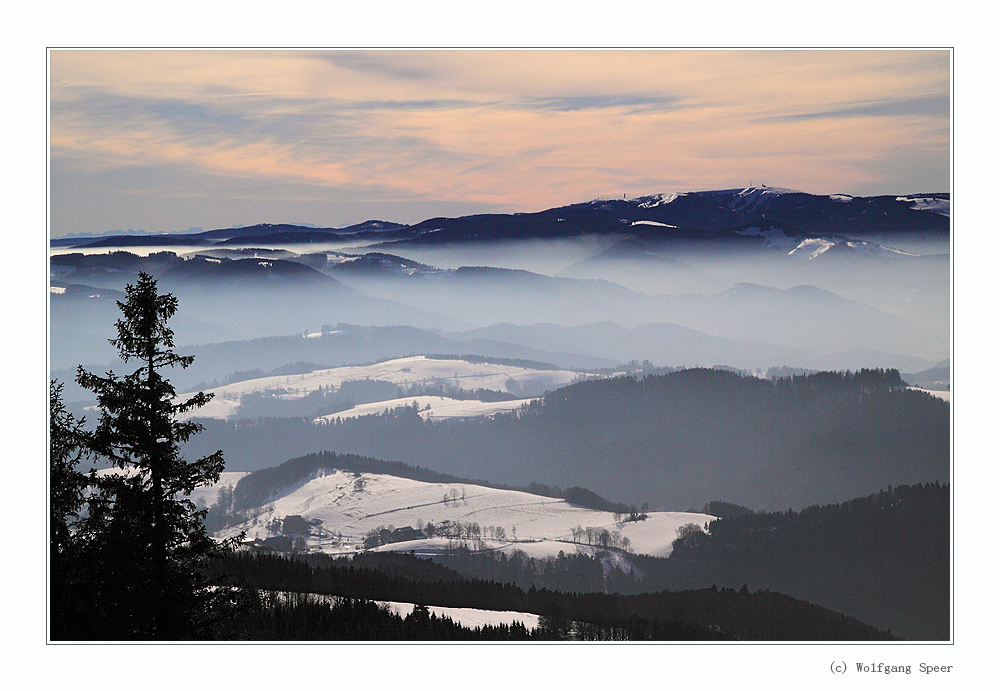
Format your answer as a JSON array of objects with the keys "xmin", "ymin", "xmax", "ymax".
[{"xmin": 49, "ymin": 49, "xmax": 950, "ymax": 234}]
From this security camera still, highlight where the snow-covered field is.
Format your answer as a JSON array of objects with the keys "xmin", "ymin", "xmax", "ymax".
[
  {"xmin": 215, "ymin": 469, "xmax": 713, "ymax": 563},
  {"xmin": 380, "ymin": 600, "xmax": 541, "ymax": 631},
  {"xmin": 270, "ymin": 591, "xmax": 541, "ymax": 631},
  {"xmin": 315, "ymin": 394, "xmax": 536, "ymax": 423},
  {"xmin": 179, "ymin": 356, "xmax": 584, "ymax": 420}
]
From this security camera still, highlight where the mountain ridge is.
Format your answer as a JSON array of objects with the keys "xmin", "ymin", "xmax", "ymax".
[{"xmin": 52, "ymin": 186, "xmax": 949, "ymax": 249}]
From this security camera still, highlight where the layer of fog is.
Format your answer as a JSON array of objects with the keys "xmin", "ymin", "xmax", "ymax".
[{"xmin": 50, "ymin": 234, "xmax": 950, "ymax": 405}]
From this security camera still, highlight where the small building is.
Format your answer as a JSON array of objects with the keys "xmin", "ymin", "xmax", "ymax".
[
  {"xmin": 363, "ymin": 525, "xmax": 425, "ymax": 550},
  {"xmin": 282, "ymin": 515, "xmax": 311, "ymax": 535},
  {"xmin": 390, "ymin": 526, "xmax": 424, "ymax": 543},
  {"xmin": 242, "ymin": 536, "xmax": 294, "ymax": 553}
]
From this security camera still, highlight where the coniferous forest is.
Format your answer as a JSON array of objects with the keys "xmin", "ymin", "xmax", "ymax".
[{"xmin": 206, "ymin": 551, "xmax": 893, "ymax": 641}]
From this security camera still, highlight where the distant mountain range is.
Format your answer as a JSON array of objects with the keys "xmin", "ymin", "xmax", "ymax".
[
  {"xmin": 51, "ymin": 185, "xmax": 948, "ymax": 250},
  {"xmin": 50, "ymin": 220, "xmax": 409, "ymax": 248}
]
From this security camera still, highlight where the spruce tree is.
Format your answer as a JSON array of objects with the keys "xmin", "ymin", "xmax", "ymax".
[
  {"xmin": 49, "ymin": 380, "xmax": 92, "ymax": 639},
  {"xmin": 74, "ymin": 272, "xmax": 231, "ymax": 639}
]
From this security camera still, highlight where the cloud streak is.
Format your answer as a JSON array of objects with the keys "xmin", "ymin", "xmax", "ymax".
[
  {"xmin": 49, "ymin": 49, "xmax": 950, "ymax": 235},
  {"xmin": 764, "ymin": 94, "xmax": 951, "ymax": 122},
  {"xmin": 517, "ymin": 94, "xmax": 682, "ymax": 112}
]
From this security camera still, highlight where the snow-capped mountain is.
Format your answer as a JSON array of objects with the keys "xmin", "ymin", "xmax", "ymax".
[
  {"xmin": 697, "ymin": 184, "xmax": 802, "ymax": 214},
  {"xmin": 53, "ymin": 185, "xmax": 949, "ymax": 252}
]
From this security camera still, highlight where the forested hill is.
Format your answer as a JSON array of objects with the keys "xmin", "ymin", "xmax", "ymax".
[
  {"xmin": 189, "ymin": 368, "xmax": 949, "ymax": 512},
  {"xmin": 398, "ymin": 483, "xmax": 947, "ymax": 640},
  {"xmin": 637, "ymin": 482, "xmax": 950, "ymax": 640},
  {"xmin": 211, "ymin": 551, "xmax": 894, "ymax": 641},
  {"xmin": 213, "ymin": 451, "xmax": 644, "ymax": 530}
]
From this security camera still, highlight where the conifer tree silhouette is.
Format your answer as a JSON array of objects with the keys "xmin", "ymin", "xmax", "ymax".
[{"xmin": 75, "ymin": 272, "xmax": 232, "ymax": 639}]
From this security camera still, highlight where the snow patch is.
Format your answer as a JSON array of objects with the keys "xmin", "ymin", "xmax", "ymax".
[
  {"xmin": 787, "ymin": 237, "xmax": 917, "ymax": 260},
  {"xmin": 726, "ymin": 185, "xmax": 800, "ymax": 213},
  {"xmin": 897, "ymin": 196, "xmax": 950, "ymax": 217},
  {"xmin": 844, "ymin": 241, "xmax": 918, "ymax": 257},
  {"xmin": 908, "ymin": 387, "xmax": 950, "ymax": 402},
  {"xmin": 315, "ymin": 395, "xmax": 536, "ymax": 423},
  {"xmin": 788, "ymin": 238, "xmax": 836, "ymax": 260},
  {"xmin": 280, "ymin": 592, "xmax": 541, "ymax": 631},
  {"xmin": 637, "ymin": 193, "xmax": 680, "ymax": 208},
  {"xmin": 631, "ymin": 220, "xmax": 678, "ymax": 228},
  {"xmin": 380, "ymin": 600, "xmax": 541, "ymax": 631},
  {"xmin": 187, "ymin": 472, "xmax": 249, "ymax": 508}
]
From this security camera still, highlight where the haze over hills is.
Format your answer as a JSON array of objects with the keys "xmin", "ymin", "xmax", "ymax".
[
  {"xmin": 50, "ymin": 185, "xmax": 951, "ymax": 402},
  {"xmin": 50, "ymin": 187, "xmax": 951, "ymax": 506},
  {"xmin": 49, "ymin": 185, "xmax": 951, "ymax": 642},
  {"xmin": 177, "ymin": 367, "xmax": 949, "ymax": 513}
]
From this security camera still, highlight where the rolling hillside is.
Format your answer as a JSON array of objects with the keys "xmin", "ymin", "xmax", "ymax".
[
  {"xmin": 177, "ymin": 355, "xmax": 589, "ymax": 420},
  {"xmin": 206, "ymin": 467, "xmax": 711, "ymax": 564}
]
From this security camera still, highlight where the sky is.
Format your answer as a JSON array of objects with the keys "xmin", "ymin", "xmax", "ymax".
[{"xmin": 48, "ymin": 49, "xmax": 951, "ymax": 237}]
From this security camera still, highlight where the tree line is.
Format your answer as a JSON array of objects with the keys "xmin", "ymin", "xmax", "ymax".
[
  {"xmin": 208, "ymin": 550, "xmax": 894, "ymax": 641},
  {"xmin": 357, "ymin": 483, "xmax": 948, "ymax": 640},
  {"xmin": 636, "ymin": 483, "xmax": 950, "ymax": 640}
]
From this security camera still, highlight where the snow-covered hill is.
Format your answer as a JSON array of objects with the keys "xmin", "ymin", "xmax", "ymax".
[
  {"xmin": 314, "ymin": 394, "xmax": 536, "ymax": 423},
  {"xmin": 709, "ymin": 184, "xmax": 802, "ymax": 214},
  {"xmin": 178, "ymin": 355, "xmax": 586, "ymax": 420},
  {"xmin": 213, "ymin": 469, "xmax": 713, "ymax": 566}
]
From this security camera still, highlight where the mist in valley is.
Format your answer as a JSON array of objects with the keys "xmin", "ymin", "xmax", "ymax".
[{"xmin": 51, "ymin": 228, "xmax": 950, "ymax": 404}]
